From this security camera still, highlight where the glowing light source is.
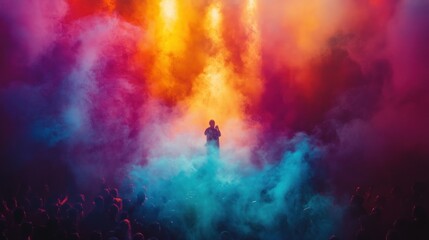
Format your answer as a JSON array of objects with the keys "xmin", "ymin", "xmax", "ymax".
[{"xmin": 160, "ymin": 0, "xmax": 178, "ymax": 26}]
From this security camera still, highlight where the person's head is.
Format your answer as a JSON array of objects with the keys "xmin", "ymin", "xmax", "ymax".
[
  {"xmin": 133, "ymin": 232, "xmax": 145, "ymax": 240},
  {"xmin": 72, "ymin": 194, "xmax": 85, "ymax": 204},
  {"xmin": 94, "ymin": 196, "xmax": 104, "ymax": 209},
  {"xmin": 0, "ymin": 217, "xmax": 6, "ymax": 232},
  {"xmin": 110, "ymin": 188, "xmax": 119, "ymax": 198},
  {"xmin": 122, "ymin": 199, "xmax": 131, "ymax": 211},
  {"xmin": 7, "ymin": 198, "xmax": 17, "ymax": 210},
  {"xmin": 328, "ymin": 235, "xmax": 339, "ymax": 240},
  {"xmin": 413, "ymin": 205, "xmax": 427, "ymax": 222},
  {"xmin": 102, "ymin": 188, "xmax": 111, "ymax": 199},
  {"xmin": 385, "ymin": 229, "xmax": 401, "ymax": 240},
  {"xmin": 30, "ymin": 197, "xmax": 42, "ymax": 210},
  {"xmin": 355, "ymin": 186, "xmax": 364, "ymax": 196},
  {"xmin": 13, "ymin": 207, "xmax": 26, "ymax": 224},
  {"xmin": 73, "ymin": 203, "xmax": 84, "ymax": 218},
  {"xmin": 119, "ymin": 219, "xmax": 131, "ymax": 232},
  {"xmin": 60, "ymin": 203, "xmax": 71, "ymax": 218},
  {"xmin": 209, "ymin": 120, "xmax": 215, "ymax": 127},
  {"xmin": 0, "ymin": 200, "xmax": 8, "ymax": 212},
  {"xmin": 67, "ymin": 208, "xmax": 79, "ymax": 222},
  {"xmin": 136, "ymin": 192, "xmax": 146, "ymax": 205},
  {"xmin": 350, "ymin": 194, "xmax": 364, "ymax": 206}
]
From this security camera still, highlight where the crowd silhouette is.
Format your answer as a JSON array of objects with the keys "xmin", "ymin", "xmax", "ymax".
[
  {"xmin": 0, "ymin": 179, "xmax": 161, "ymax": 240},
  {"xmin": 0, "ymin": 177, "xmax": 427, "ymax": 239},
  {"xmin": 339, "ymin": 183, "xmax": 428, "ymax": 240}
]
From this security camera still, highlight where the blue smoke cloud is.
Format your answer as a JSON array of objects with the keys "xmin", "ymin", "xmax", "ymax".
[{"xmin": 127, "ymin": 133, "xmax": 342, "ymax": 239}]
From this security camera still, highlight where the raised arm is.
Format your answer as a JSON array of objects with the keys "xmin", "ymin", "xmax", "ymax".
[{"xmin": 215, "ymin": 126, "xmax": 221, "ymax": 137}]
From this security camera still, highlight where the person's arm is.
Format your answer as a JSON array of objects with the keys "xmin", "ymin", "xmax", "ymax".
[{"xmin": 216, "ymin": 126, "xmax": 221, "ymax": 137}]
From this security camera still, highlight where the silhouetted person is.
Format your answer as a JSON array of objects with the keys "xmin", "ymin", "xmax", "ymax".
[
  {"xmin": 116, "ymin": 219, "xmax": 131, "ymax": 240},
  {"xmin": 0, "ymin": 218, "xmax": 7, "ymax": 240},
  {"xmin": 83, "ymin": 196, "xmax": 105, "ymax": 232},
  {"xmin": 411, "ymin": 205, "xmax": 428, "ymax": 239},
  {"xmin": 20, "ymin": 221, "xmax": 33, "ymax": 240},
  {"xmin": 133, "ymin": 232, "xmax": 144, "ymax": 240},
  {"xmin": 204, "ymin": 120, "xmax": 221, "ymax": 148},
  {"xmin": 105, "ymin": 204, "xmax": 119, "ymax": 232}
]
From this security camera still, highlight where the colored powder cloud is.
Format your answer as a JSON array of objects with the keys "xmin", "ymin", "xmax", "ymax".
[{"xmin": 1, "ymin": 0, "xmax": 429, "ymax": 238}]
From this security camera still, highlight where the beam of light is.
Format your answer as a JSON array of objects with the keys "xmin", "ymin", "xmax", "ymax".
[
  {"xmin": 160, "ymin": 0, "xmax": 178, "ymax": 24},
  {"xmin": 241, "ymin": 0, "xmax": 263, "ymax": 102},
  {"xmin": 144, "ymin": 0, "xmax": 189, "ymax": 101},
  {"xmin": 184, "ymin": 1, "xmax": 251, "ymax": 155}
]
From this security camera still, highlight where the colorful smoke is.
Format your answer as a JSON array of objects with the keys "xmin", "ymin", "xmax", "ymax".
[{"xmin": 1, "ymin": 0, "xmax": 429, "ymax": 238}]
